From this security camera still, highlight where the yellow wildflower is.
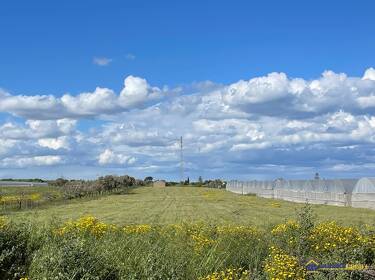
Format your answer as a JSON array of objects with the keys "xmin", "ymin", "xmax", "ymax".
[{"xmin": 264, "ymin": 246, "xmax": 306, "ymax": 280}]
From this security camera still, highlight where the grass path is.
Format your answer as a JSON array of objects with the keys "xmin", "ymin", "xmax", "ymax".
[{"xmin": 6, "ymin": 186, "xmax": 375, "ymax": 227}]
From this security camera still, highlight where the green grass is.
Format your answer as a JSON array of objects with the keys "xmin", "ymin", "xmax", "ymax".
[{"xmin": 5, "ymin": 186, "xmax": 375, "ymax": 227}]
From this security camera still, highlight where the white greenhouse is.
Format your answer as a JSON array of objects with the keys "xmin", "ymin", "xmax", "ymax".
[
  {"xmin": 225, "ymin": 178, "xmax": 372, "ymax": 209},
  {"xmin": 352, "ymin": 178, "xmax": 375, "ymax": 209}
]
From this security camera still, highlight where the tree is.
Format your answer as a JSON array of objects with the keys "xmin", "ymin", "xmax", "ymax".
[
  {"xmin": 55, "ymin": 178, "xmax": 68, "ymax": 187},
  {"xmin": 144, "ymin": 176, "xmax": 153, "ymax": 184},
  {"xmin": 198, "ymin": 176, "xmax": 203, "ymax": 184},
  {"xmin": 184, "ymin": 177, "xmax": 190, "ymax": 185}
]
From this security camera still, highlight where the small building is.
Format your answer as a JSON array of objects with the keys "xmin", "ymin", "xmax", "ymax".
[{"xmin": 152, "ymin": 180, "xmax": 166, "ymax": 188}]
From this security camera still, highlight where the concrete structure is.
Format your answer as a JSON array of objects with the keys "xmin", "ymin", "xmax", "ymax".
[
  {"xmin": 226, "ymin": 178, "xmax": 375, "ymax": 210},
  {"xmin": 152, "ymin": 180, "xmax": 166, "ymax": 188}
]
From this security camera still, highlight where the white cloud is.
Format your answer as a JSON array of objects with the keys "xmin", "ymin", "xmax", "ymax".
[
  {"xmin": 98, "ymin": 149, "xmax": 136, "ymax": 165},
  {"xmin": 0, "ymin": 76, "xmax": 163, "ymax": 120},
  {"xmin": 38, "ymin": 137, "xmax": 70, "ymax": 150},
  {"xmin": 2, "ymin": 67, "xmax": 375, "ymax": 121},
  {"xmin": 125, "ymin": 53, "xmax": 136, "ymax": 60},
  {"xmin": 224, "ymin": 72, "xmax": 289, "ymax": 105},
  {"xmin": 62, "ymin": 87, "xmax": 118, "ymax": 115},
  {"xmin": 362, "ymin": 67, "xmax": 375, "ymax": 81},
  {"xmin": 357, "ymin": 95, "xmax": 375, "ymax": 108},
  {"xmin": 231, "ymin": 142, "xmax": 272, "ymax": 151},
  {"xmin": 0, "ymin": 139, "xmax": 17, "ymax": 156},
  {"xmin": 0, "ymin": 119, "xmax": 77, "ymax": 140},
  {"xmin": 0, "ymin": 155, "xmax": 62, "ymax": 168},
  {"xmin": 119, "ymin": 75, "xmax": 162, "ymax": 108},
  {"xmin": 2, "ymin": 68, "xmax": 375, "ymax": 179},
  {"xmin": 93, "ymin": 57, "xmax": 113, "ymax": 66},
  {"xmin": 0, "ymin": 94, "xmax": 63, "ymax": 119}
]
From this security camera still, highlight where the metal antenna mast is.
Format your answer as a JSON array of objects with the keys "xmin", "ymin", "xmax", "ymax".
[{"xmin": 180, "ymin": 136, "xmax": 184, "ymax": 183}]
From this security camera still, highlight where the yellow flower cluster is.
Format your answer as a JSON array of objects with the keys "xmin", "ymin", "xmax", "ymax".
[
  {"xmin": 271, "ymin": 220, "xmax": 300, "ymax": 235},
  {"xmin": 264, "ymin": 246, "xmax": 306, "ymax": 280},
  {"xmin": 184, "ymin": 224, "xmax": 216, "ymax": 252},
  {"xmin": 19, "ymin": 278, "xmax": 28, "ymax": 280},
  {"xmin": 309, "ymin": 221, "xmax": 363, "ymax": 252},
  {"xmin": 30, "ymin": 193, "xmax": 41, "ymax": 201},
  {"xmin": 55, "ymin": 216, "xmax": 117, "ymax": 237},
  {"xmin": 191, "ymin": 233, "xmax": 216, "ymax": 252},
  {"xmin": 199, "ymin": 267, "xmax": 250, "ymax": 280},
  {"xmin": 0, "ymin": 193, "xmax": 41, "ymax": 203},
  {"xmin": 0, "ymin": 195, "xmax": 21, "ymax": 203},
  {"xmin": 270, "ymin": 202, "xmax": 281, "ymax": 208},
  {"xmin": 123, "ymin": 224, "xmax": 152, "ymax": 234}
]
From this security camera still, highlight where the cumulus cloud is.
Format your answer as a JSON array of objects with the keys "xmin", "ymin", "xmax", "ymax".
[
  {"xmin": 224, "ymin": 72, "xmax": 290, "ymax": 105},
  {"xmin": 2, "ymin": 68, "xmax": 375, "ymax": 121},
  {"xmin": 93, "ymin": 57, "xmax": 113, "ymax": 66},
  {"xmin": 0, "ymin": 93, "xmax": 63, "ymax": 119},
  {"xmin": 38, "ymin": 137, "xmax": 70, "ymax": 150},
  {"xmin": 0, "ymin": 119, "xmax": 77, "ymax": 140},
  {"xmin": 0, "ymin": 155, "xmax": 62, "ymax": 168},
  {"xmin": 362, "ymin": 68, "xmax": 375, "ymax": 81},
  {"xmin": 0, "ymin": 77, "xmax": 164, "ymax": 119},
  {"xmin": 98, "ymin": 149, "xmax": 136, "ymax": 165},
  {"xmin": 61, "ymin": 88, "xmax": 119, "ymax": 116},
  {"xmin": 2, "ymin": 68, "xmax": 375, "ymax": 179},
  {"xmin": 119, "ymin": 76, "xmax": 162, "ymax": 108}
]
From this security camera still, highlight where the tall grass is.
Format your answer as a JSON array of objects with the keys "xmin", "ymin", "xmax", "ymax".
[{"xmin": 1, "ymin": 205, "xmax": 374, "ymax": 279}]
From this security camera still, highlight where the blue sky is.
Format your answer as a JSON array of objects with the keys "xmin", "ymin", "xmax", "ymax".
[{"xmin": 1, "ymin": 1, "xmax": 375, "ymax": 180}]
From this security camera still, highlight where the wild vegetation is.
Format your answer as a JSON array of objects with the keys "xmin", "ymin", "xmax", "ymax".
[
  {"xmin": 1, "ymin": 186, "xmax": 375, "ymax": 279},
  {"xmin": 1, "ymin": 204, "xmax": 374, "ymax": 279}
]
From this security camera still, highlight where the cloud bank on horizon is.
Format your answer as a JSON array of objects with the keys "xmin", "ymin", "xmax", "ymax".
[{"xmin": 1, "ymin": 68, "xmax": 375, "ymax": 180}]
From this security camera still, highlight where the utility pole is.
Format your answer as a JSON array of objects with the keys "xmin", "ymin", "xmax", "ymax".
[{"xmin": 180, "ymin": 136, "xmax": 184, "ymax": 184}]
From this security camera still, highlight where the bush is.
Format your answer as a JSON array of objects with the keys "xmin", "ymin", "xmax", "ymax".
[{"xmin": 203, "ymin": 179, "xmax": 226, "ymax": 189}]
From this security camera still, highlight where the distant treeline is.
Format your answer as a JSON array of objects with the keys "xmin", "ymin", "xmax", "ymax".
[
  {"xmin": 51, "ymin": 175, "xmax": 145, "ymax": 199},
  {"xmin": 0, "ymin": 177, "xmax": 226, "ymax": 189},
  {"xmin": 166, "ymin": 179, "xmax": 226, "ymax": 188}
]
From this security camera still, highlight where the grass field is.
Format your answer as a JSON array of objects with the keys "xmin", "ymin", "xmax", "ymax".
[
  {"xmin": 2, "ymin": 186, "xmax": 375, "ymax": 279},
  {"xmin": 6, "ymin": 186, "xmax": 375, "ymax": 227}
]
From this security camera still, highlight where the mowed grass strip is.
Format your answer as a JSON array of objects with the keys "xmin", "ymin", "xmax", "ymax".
[{"xmin": 6, "ymin": 186, "xmax": 375, "ymax": 227}]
